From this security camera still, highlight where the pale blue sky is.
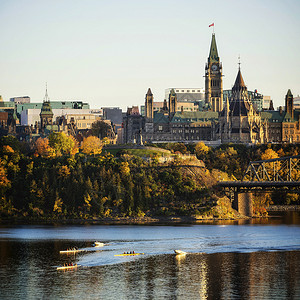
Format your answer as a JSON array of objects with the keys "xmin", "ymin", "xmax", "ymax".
[{"xmin": 1, "ymin": 0, "xmax": 299, "ymax": 110}]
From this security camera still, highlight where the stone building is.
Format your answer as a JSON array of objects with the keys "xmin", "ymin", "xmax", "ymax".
[
  {"xmin": 261, "ymin": 90, "xmax": 300, "ymax": 143},
  {"xmin": 123, "ymin": 106, "xmax": 144, "ymax": 144},
  {"xmin": 205, "ymin": 33, "xmax": 223, "ymax": 112},
  {"xmin": 219, "ymin": 67, "xmax": 266, "ymax": 144}
]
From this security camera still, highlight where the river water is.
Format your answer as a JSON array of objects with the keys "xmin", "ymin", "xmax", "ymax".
[{"xmin": 1, "ymin": 212, "xmax": 300, "ymax": 299}]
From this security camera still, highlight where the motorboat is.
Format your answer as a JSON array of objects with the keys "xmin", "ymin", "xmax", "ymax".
[{"xmin": 174, "ymin": 250, "xmax": 187, "ymax": 255}]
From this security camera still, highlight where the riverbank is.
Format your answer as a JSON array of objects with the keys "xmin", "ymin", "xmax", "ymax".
[
  {"xmin": 267, "ymin": 205, "xmax": 300, "ymax": 211},
  {"xmin": 0, "ymin": 214, "xmax": 251, "ymax": 226}
]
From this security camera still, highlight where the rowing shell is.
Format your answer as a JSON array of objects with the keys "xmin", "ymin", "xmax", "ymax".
[
  {"xmin": 174, "ymin": 250, "xmax": 187, "ymax": 255},
  {"xmin": 57, "ymin": 264, "xmax": 80, "ymax": 270},
  {"xmin": 59, "ymin": 249, "xmax": 85, "ymax": 254},
  {"xmin": 114, "ymin": 253, "xmax": 144, "ymax": 256}
]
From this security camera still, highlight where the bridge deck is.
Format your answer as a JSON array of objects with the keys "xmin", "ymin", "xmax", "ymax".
[{"xmin": 218, "ymin": 181, "xmax": 300, "ymax": 188}]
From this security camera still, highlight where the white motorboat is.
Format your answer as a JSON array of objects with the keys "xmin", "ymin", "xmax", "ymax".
[{"xmin": 174, "ymin": 250, "xmax": 187, "ymax": 255}]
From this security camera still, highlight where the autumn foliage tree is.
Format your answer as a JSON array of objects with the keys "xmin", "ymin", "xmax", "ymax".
[
  {"xmin": 48, "ymin": 132, "xmax": 78, "ymax": 157},
  {"xmin": 35, "ymin": 138, "xmax": 53, "ymax": 157},
  {"xmin": 81, "ymin": 136, "xmax": 103, "ymax": 156}
]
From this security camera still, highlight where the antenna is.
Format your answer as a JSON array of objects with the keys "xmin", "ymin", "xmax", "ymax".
[{"xmin": 238, "ymin": 55, "xmax": 241, "ymax": 69}]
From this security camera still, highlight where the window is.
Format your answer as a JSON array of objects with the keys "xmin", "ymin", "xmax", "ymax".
[{"xmin": 158, "ymin": 126, "xmax": 163, "ymax": 131}]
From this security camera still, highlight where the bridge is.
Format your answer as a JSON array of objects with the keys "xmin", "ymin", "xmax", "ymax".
[{"xmin": 218, "ymin": 155, "xmax": 300, "ymax": 217}]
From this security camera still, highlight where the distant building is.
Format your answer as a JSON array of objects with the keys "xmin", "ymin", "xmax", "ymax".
[
  {"xmin": 262, "ymin": 95, "xmax": 273, "ymax": 110},
  {"xmin": 262, "ymin": 90, "xmax": 300, "ymax": 143},
  {"xmin": 123, "ymin": 106, "xmax": 144, "ymax": 144},
  {"xmin": 293, "ymin": 96, "xmax": 300, "ymax": 110},
  {"xmin": 165, "ymin": 88, "xmax": 205, "ymax": 103},
  {"xmin": 10, "ymin": 96, "xmax": 30, "ymax": 104},
  {"xmin": 21, "ymin": 108, "xmax": 98, "ymax": 126},
  {"xmin": 102, "ymin": 107, "xmax": 123, "ymax": 126}
]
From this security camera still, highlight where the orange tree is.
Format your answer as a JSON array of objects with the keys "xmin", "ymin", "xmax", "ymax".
[{"xmin": 81, "ymin": 136, "xmax": 103, "ymax": 156}]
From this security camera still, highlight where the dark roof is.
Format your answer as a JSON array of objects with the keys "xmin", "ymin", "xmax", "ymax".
[
  {"xmin": 286, "ymin": 89, "xmax": 293, "ymax": 97},
  {"xmin": 233, "ymin": 69, "xmax": 246, "ymax": 90},
  {"xmin": 229, "ymin": 69, "xmax": 252, "ymax": 116},
  {"xmin": 146, "ymin": 88, "xmax": 153, "ymax": 96},
  {"xmin": 229, "ymin": 98, "xmax": 252, "ymax": 116},
  {"xmin": 153, "ymin": 112, "xmax": 169, "ymax": 124}
]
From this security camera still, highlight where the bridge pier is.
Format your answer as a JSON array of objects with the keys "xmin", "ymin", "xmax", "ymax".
[{"xmin": 233, "ymin": 192, "xmax": 253, "ymax": 217}]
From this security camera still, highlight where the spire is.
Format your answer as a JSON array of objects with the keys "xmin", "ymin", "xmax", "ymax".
[
  {"xmin": 44, "ymin": 83, "xmax": 50, "ymax": 102},
  {"xmin": 287, "ymin": 89, "xmax": 293, "ymax": 97},
  {"xmin": 233, "ymin": 68, "xmax": 246, "ymax": 89},
  {"xmin": 208, "ymin": 33, "xmax": 219, "ymax": 63},
  {"xmin": 146, "ymin": 88, "xmax": 153, "ymax": 96}
]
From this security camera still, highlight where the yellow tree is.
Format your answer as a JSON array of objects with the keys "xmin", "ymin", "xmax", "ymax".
[
  {"xmin": 81, "ymin": 136, "xmax": 103, "ymax": 156},
  {"xmin": 261, "ymin": 148, "xmax": 279, "ymax": 161},
  {"xmin": 48, "ymin": 132, "xmax": 78, "ymax": 157},
  {"xmin": 195, "ymin": 142, "xmax": 210, "ymax": 159},
  {"xmin": 261, "ymin": 148, "xmax": 279, "ymax": 180}
]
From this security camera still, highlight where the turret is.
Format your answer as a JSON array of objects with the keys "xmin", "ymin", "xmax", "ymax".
[
  {"xmin": 168, "ymin": 89, "xmax": 177, "ymax": 119},
  {"xmin": 145, "ymin": 88, "xmax": 153, "ymax": 121},
  {"xmin": 285, "ymin": 89, "xmax": 294, "ymax": 120}
]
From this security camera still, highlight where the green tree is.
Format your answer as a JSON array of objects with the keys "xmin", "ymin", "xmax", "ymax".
[{"xmin": 90, "ymin": 121, "xmax": 111, "ymax": 139}]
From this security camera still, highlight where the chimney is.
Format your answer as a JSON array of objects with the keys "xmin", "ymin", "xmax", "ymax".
[{"xmin": 279, "ymin": 106, "xmax": 283, "ymax": 115}]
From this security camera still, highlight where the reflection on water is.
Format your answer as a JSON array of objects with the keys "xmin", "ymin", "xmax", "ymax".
[
  {"xmin": 0, "ymin": 239, "xmax": 299, "ymax": 300},
  {"xmin": 0, "ymin": 211, "xmax": 300, "ymax": 299}
]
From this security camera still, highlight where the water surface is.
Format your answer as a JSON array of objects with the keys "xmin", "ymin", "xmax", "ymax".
[{"xmin": 1, "ymin": 212, "xmax": 300, "ymax": 299}]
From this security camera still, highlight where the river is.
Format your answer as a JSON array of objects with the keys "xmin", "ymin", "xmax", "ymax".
[{"xmin": 1, "ymin": 212, "xmax": 300, "ymax": 299}]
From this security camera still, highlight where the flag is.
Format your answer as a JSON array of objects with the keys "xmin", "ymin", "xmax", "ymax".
[{"xmin": 209, "ymin": 23, "xmax": 214, "ymax": 27}]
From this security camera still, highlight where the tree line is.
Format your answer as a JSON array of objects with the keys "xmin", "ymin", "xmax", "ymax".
[{"xmin": 1, "ymin": 135, "xmax": 300, "ymax": 221}]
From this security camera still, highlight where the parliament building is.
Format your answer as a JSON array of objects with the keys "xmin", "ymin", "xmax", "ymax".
[{"xmin": 123, "ymin": 33, "xmax": 298, "ymax": 145}]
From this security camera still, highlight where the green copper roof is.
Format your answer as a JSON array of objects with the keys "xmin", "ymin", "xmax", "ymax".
[
  {"xmin": 171, "ymin": 111, "xmax": 218, "ymax": 123},
  {"xmin": 208, "ymin": 33, "xmax": 219, "ymax": 63},
  {"xmin": 261, "ymin": 110, "xmax": 298, "ymax": 123},
  {"xmin": 153, "ymin": 112, "xmax": 169, "ymax": 124}
]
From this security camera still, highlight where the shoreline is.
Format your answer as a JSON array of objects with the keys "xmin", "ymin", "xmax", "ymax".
[
  {"xmin": 267, "ymin": 205, "xmax": 300, "ymax": 211},
  {"xmin": 1, "ymin": 207, "xmax": 299, "ymax": 225}
]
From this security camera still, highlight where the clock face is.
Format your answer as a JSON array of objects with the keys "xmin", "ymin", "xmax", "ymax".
[{"xmin": 211, "ymin": 64, "xmax": 218, "ymax": 71}]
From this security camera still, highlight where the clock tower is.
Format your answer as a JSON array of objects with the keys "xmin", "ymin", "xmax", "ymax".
[{"xmin": 205, "ymin": 33, "xmax": 223, "ymax": 112}]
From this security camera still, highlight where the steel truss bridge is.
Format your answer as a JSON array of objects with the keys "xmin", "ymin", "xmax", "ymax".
[{"xmin": 218, "ymin": 155, "xmax": 300, "ymax": 193}]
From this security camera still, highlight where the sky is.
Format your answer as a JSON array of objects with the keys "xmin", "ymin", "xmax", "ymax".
[{"xmin": 0, "ymin": 0, "xmax": 299, "ymax": 111}]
